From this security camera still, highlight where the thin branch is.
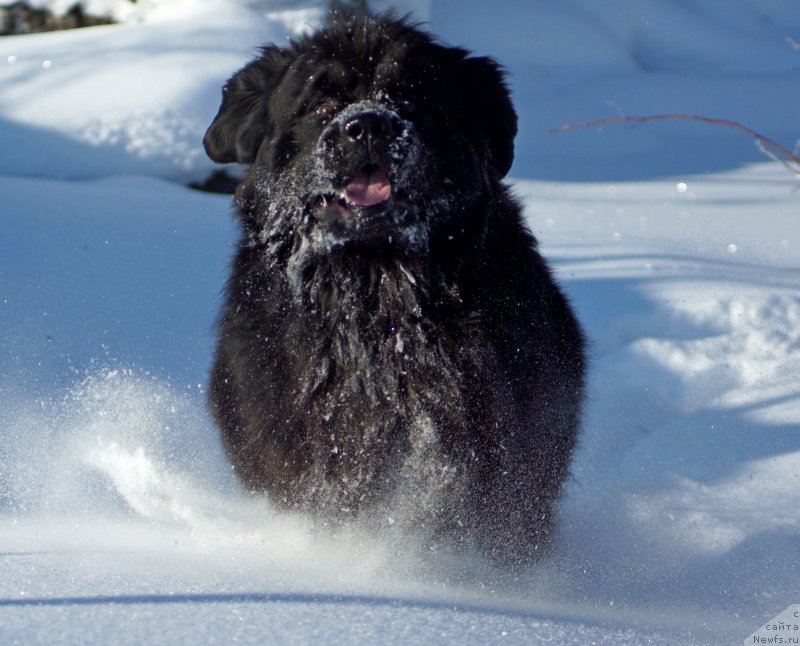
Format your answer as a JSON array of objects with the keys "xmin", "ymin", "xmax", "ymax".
[{"xmin": 550, "ymin": 113, "xmax": 800, "ymax": 176}]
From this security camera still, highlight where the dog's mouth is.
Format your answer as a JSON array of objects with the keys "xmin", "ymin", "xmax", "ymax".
[
  {"xmin": 307, "ymin": 162, "xmax": 424, "ymax": 249},
  {"xmin": 344, "ymin": 164, "xmax": 391, "ymax": 207},
  {"xmin": 313, "ymin": 164, "xmax": 392, "ymax": 221}
]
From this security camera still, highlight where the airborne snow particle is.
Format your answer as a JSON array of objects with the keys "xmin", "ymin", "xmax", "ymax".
[
  {"xmin": 676, "ymin": 182, "xmax": 688, "ymax": 193},
  {"xmin": 42, "ymin": 60, "xmax": 52, "ymax": 70},
  {"xmin": 7, "ymin": 55, "xmax": 17, "ymax": 65},
  {"xmin": 727, "ymin": 243, "xmax": 738, "ymax": 254}
]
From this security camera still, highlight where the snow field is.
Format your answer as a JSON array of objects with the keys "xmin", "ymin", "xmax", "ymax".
[{"xmin": 1, "ymin": 0, "xmax": 799, "ymax": 643}]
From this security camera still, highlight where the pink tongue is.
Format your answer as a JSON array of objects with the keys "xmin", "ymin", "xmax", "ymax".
[{"xmin": 345, "ymin": 167, "xmax": 391, "ymax": 207}]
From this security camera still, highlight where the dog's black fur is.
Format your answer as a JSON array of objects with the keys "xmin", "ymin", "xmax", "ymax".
[{"xmin": 204, "ymin": 11, "xmax": 585, "ymax": 564}]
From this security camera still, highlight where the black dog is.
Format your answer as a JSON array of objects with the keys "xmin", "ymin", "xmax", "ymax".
[{"xmin": 204, "ymin": 11, "xmax": 585, "ymax": 564}]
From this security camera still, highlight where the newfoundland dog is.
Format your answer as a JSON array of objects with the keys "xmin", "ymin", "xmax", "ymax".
[{"xmin": 204, "ymin": 11, "xmax": 585, "ymax": 564}]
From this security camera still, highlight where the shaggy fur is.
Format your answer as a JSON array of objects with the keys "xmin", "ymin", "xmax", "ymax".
[{"xmin": 204, "ymin": 11, "xmax": 585, "ymax": 564}]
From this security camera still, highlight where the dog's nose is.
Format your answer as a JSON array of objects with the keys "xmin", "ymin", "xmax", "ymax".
[{"xmin": 344, "ymin": 112, "xmax": 393, "ymax": 144}]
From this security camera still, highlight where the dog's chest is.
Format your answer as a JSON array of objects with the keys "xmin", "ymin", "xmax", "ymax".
[
  {"xmin": 282, "ymin": 263, "xmax": 488, "ymax": 475},
  {"xmin": 294, "ymin": 289, "xmax": 478, "ymax": 424},
  {"xmin": 288, "ymin": 304, "xmax": 486, "ymax": 517}
]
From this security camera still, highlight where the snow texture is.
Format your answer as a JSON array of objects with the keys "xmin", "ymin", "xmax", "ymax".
[{"xmin": 1, "ymin": 1, "xmax": 799, "ymax": 644}]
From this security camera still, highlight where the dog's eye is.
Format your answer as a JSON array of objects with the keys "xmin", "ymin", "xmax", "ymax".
[{"xmin": 315, "ymin": 103, "xmax": 337, "ymax": 118}]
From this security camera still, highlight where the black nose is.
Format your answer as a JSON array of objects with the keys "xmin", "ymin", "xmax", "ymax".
[{"xmin": 344, "ymin": 112, "xmax": 393, "ymax": 144}]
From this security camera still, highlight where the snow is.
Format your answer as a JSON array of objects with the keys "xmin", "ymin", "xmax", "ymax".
[
  {"xmin": 528, "ymin": 168, "xmax": 800, "ymax": 620},
  {"xmin": 1, "ymin": 1, "xmax": 799, "ymax": 644}
]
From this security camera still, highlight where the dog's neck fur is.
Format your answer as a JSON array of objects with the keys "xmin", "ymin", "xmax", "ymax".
[{"xmin": 232, "ymin": 177, "xmax": 500, "ymax": 524}]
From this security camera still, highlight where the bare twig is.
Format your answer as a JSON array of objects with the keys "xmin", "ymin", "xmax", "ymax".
[{"xmin": 550, "ymin": 113, "xmax": 800, "ymax": 176}]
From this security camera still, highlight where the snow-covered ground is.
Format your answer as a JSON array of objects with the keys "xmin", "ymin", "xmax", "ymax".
[{"xmin": 1, "ymin": 1, "xmax": 799, "ymax": 644}]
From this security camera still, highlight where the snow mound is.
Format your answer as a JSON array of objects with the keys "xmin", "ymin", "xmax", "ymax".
[
  {"xmin": 0, "ymin": 3, "xmax": 321, "ymax": 182},
  {"xmin": 0, "ymin": 368, "xmax": 410, "ymax": 585},
  {"xmin": 636, "ymin": 286, "xmax": 800, "ymax": 418},
  {"xmin": 1, "ymin": 369, "xmax": 231, "ymax": 520}
]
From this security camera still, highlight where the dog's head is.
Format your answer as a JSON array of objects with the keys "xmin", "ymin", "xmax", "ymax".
[{"xmin": 205, "ymin": 12, "xmax": 517, "ymax": 256}]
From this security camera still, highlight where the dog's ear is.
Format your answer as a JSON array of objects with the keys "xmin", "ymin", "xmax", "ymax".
[
  {"xmin": 460, "ymin": 56, "xmax": 518, "ymax": 178},
  {"xmin": 204, "ymin": 47, "xmax": 288, "ymax": 165}
]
